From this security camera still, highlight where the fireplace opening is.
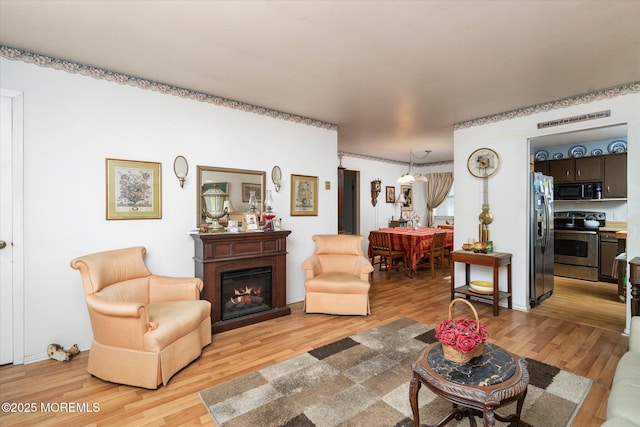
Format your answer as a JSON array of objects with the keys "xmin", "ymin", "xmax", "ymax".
[{"xmin": 221, "ymin": 266, "xmax": 272, "ymax": 321}]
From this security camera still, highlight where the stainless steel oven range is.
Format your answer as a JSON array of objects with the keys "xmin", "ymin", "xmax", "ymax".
[{"xmin": 554, "ymin": 211, "xmax": 605, "ymax": 281}]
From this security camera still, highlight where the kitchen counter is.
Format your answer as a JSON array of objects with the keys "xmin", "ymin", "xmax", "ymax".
[{"xmin": 600, "ymin": 221, "xmax": 627, "ymax": 233}]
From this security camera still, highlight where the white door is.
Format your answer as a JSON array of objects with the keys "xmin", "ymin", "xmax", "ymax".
[{"xmin": 0, "ymin": 89, "xmax": 24, "ymax": 365}]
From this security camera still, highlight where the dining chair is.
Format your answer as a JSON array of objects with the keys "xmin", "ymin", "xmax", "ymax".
[
  {"xmin": 424, "ymin": 232, "xmax": 448, "ymax": 278},
  {"xmin": 368, "ymin": 230, "xmax": 408, "ymax": 281},
  {"xmin": 437, "ymin": 225, "xmax": 454, "ymax": 264}
]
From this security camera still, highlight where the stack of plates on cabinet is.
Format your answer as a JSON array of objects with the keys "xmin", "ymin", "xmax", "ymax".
[{"xmin": 469, "ymin": 281, "xmax": 494, "ymax": 294}]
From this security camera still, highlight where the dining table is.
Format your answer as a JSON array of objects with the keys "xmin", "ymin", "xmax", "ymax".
[{"xmin": 375, "ymin": 227, "xmax": 454, "ymax": 273}]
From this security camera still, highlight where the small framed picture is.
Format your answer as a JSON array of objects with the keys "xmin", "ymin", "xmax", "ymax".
[
  {"xmin": 242, "ymin": 183, "xmax": 261, "ymax": 202},
  {"xmin": 242, "ymin": 213, "xmax": 259, "ymax": 231},
  {"xmin": 106, "ymin": 158, "xmax": 161, "ymax": 220},
  {"xmin": 400, "ymin": 185, "xmax": 413, "ymax": 212},
  {"xmin": 203, "ymin": 182, "xmax": 229, "ymax": 194},
  {"xmin": 385, "ymin": 186, "xmax": 395, "ymax": 203},
  {"xmin": 291, "ymin": 174, "xmax": 318, "ymax": 216}
]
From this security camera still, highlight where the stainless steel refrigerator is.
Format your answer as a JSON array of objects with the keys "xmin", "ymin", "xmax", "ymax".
[{"xmin": 530, "ymin": 172, "xmax": 554, "ymax": 307}]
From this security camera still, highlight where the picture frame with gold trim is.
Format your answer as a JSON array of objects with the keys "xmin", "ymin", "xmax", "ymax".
[{"xmin": 106, "ymin": 158, "xmax": 161, "ymax": 220}]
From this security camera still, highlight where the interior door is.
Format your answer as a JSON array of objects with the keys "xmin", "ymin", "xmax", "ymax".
[
  {"xmin": 0, "ymin": 89, "xmax": 24, "ymax": 365},
  {"xmin": 338, "ymin": 169, "xmax": 359, "ymax": 235},
  {"xmin": 0, "ymin": 94, "xmax": 14, "ymax": 364}
]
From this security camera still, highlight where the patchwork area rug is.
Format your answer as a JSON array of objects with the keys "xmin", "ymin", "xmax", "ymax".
[{"xmin": 199, "ymin": 318, "xmax": 592, "ymax": 427}]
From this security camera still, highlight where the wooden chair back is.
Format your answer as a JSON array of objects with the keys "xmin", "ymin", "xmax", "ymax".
[
  {"xmin": 432, "ymin": 232, "xmax": 447, "ymax": 251},
  {"xmin": 369, "ymin": 230, "xmax": 392, "ymax": 254},
  {"xmin": 425, "ymin": 232, "xmax": 447, "ymax": 278},
  {"xmin": 368, "ymin": 231, "xmax": 407, "ymax": 280}
]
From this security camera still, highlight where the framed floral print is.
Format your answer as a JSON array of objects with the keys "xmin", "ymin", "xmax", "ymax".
[
  {"xmin": 400, "ymin": 184, "xmax": 413, "ymax": 212},
  {"xmin": 106, "ymin": 158, "xmax": 161, "ymax": 219},
  {"xmin": 291, "ymin": 174, "xmax": 318, "ymax": 216}
]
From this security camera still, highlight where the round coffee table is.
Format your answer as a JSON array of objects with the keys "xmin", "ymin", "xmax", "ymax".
[{"xmin": 409, "ymin": 342, "xmax": 529, "ymax": 427}]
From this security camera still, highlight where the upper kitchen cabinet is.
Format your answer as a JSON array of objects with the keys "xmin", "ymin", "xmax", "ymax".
[
  {"xmin": 534, "ymin": 160, "xmax": 549, "ymax": 175},
  {"xmin": 535, "ymin": 152, "xmax": 627, "ymax": 199},
  {"xmin": 547, "ymin": 156, "xmax": 602, "ymax": 183},
  {"xmin": 603, "ymin": 153, "xmax": 627, "ymax": 198}
]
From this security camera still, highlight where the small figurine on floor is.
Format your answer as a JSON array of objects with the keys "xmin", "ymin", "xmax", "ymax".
[{"xmin": 47, "ymin": 343, "xmax": 80, "ymax": 362}]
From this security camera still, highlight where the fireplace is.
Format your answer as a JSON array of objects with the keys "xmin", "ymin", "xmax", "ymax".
[
  {"xmin": 221, "ymin": 266, "xmax": 272, "ymax": 321},
  {"xmin": 192, "ymin": 230, "xmax": 291, "ymax": 333}
]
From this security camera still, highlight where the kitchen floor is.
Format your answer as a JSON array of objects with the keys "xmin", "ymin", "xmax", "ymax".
[{"xmin": 532, "ymin": 276, "xmax": 626, "ymax": 332}]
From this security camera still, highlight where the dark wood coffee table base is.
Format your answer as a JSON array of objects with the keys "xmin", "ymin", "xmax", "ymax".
[{"xmin": 410, "ymin": 343, "xmax": 529, "ymax": 427}]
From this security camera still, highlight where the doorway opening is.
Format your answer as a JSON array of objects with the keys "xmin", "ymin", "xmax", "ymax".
[
  {"xmin": 528, "ymin": 124, "xmax": 628, "ymax": 332},
  {"xmin": 338, "ymin": 169, "xmax": 359, "ymax": 235}
]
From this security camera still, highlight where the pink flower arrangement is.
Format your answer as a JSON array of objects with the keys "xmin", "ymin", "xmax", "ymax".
[{"xmin": 435, "ymin": 318, "xmax": 489, "ymax": 354}]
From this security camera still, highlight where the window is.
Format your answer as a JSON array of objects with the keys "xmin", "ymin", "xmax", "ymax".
[{"xmin": 433, "ymin": 186, "xmax": 454, "ymax": 217}]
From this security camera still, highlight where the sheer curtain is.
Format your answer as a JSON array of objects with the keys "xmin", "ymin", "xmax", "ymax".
[{"xmin": 421, "ymin": 172, "xmax": 454, "ymax": 227}]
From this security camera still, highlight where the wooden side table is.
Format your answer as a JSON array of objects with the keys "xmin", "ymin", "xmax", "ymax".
[
  {"xmin": 450, "ymin": 251, "xmax": 512, "ymax": 316},
  {"xmin": 410, "ymin": 343, "xmax": 529, "ymax": 427}
]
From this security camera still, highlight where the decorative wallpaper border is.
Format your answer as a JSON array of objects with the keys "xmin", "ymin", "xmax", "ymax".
[
  {"xmin": 339, "ymin": 151, "xmax": 452, "ymax": 167},
  {"xmin": 2, "ymin": 45, "xmax": 637, "ymax": 136},
  {"xmin": 454, "ymin": 81, "xmax": 640, "ymax": 130},
  {"xmin": 0, "ymin": 45, "xmax": 337, "ymax": 131}
]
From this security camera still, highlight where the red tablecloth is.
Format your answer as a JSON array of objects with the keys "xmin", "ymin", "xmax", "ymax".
[{"xmin": 373, "ymin": 228, "xmax": 454, "ymax": 272}]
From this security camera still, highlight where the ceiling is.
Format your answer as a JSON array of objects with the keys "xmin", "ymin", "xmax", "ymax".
[{"xmin": 1, "ymin": 1, "xmax": 639, "ymax": 163}]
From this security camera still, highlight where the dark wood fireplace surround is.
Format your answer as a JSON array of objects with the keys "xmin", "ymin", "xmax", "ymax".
[{"xmin": 192, "ymin": 230, "xmax": 291, "ymax": 333}]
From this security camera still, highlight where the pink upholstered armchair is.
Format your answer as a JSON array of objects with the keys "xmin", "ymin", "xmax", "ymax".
[
  {"xmin": 301, "ymin": 234, "xmax": 374, "ymax": 315},
  {"xmin": 70, "ymin": 246, "xmax": 211, "ymax": 389}
]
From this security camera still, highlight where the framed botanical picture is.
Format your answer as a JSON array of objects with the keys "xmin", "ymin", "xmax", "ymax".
[
  {"xmin": 242, "ymin": 183, "xmax": 261, "ymax": 202},
  {"xmin": 385, "ymin": 186, "xmax": 395, "ymax": 203},
  {"xmin": 291, "ymin": 174, "xmax": 318, "ymax": 216},
  {"xmin": 106, "ymin": 158, "xmax": 161, "ymax": 219},
  {"xmin": 400, "ymin": 184, "xmax": 413, "ymax": 212}
]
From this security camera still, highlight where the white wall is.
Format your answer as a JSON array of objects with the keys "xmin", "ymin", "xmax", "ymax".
[
  {"xmin": 454, "ymin": 93, "xmax": 639, "ymax": 312},
  {"xmin": 0, "ymin": 58, "xmax": 338, "ymax": 362}
]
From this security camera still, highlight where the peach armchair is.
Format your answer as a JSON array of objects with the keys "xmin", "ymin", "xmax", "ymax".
[
  {"xmin": 70, "ymin": 246, "xmax": 211, "ymax": 389},
  {"xmin": 301, "ymin": 234, "xmax": 374, "ymax": 316}
]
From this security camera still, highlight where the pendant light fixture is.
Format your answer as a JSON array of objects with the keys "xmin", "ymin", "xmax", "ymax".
[{"xmin": 397, "ymin": 148, "xmax": 431, "ymax": 183}]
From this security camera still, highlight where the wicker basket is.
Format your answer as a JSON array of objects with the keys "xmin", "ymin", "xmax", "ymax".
[{"xmin": 440, "ymin": 298, "xmax": 485, "ymax": 364}]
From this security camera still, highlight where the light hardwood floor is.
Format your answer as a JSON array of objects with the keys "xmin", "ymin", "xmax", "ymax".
[{"xmin": 0, "ymin": 268, "xmax": 629, "ymax": 426}]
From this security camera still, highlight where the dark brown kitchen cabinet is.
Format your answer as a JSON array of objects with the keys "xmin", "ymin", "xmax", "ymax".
[
  {"xmin": 548, "ymin": 159, "xmax": 574, "ymax": 183},
  {"xmin": 534, "ymin": 160, "xmax": 549, "ymax": 175},
  {"xmin": 599, "ymin": 230, "xmax": 619, "ymax": 283},
  {"xmin": 548, "ymin": 157, "xmax": 603, "ymax": 183},
  {"xmin": 574, "ymin": 156, "xmax": 603, "ymax": 182},
  {"xmin": 603, "ymin": 153, "xmax": 627, "ymax": 198}
]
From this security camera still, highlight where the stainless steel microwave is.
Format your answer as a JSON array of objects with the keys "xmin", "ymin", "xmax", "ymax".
[{"xmin": 554, "ymin": 182, "xmax": 600, "ymax": 200}]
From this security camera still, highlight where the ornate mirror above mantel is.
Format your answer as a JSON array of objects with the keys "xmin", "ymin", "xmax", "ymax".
[{"xmin": 196, "ymin": 165, "xmax": 265, "ymax": 228}]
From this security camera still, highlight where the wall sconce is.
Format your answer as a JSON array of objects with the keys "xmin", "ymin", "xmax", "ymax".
[
  {"xmin": 173, "ymin": 155, "xmax": 188, "ymax": 188},
  {"xmin": 271, "ymin": 165, "xmax": 282, "ymax": 192}
]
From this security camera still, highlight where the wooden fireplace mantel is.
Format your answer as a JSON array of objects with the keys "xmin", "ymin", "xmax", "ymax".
[{"xmin": 192, "ymin": 230, "xmax": 291, "ymax": 333}]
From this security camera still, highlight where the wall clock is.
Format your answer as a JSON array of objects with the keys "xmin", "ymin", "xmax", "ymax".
[
  {"xmin": 467, "ymin": 148, "xmax": 500, "ymax": 178},
  {"xmin": 371, "ymin": 179, "xmax": 381, "ymax": 206},
  {"xmin": 467, "ymin": 148, "xmax": 500, "ymax": 242}
]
